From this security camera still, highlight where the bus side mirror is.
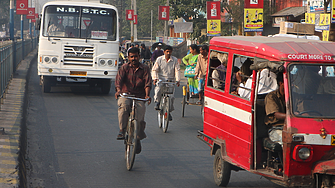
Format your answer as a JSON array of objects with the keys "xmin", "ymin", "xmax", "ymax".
[{"xmin": 35, "ymin": 18, "xmax": 41, "ymax": 30}]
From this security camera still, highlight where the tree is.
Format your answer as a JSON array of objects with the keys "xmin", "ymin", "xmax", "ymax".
[
  {"xmin": 169, "ymin": 0, "xmax": 207, "ymax": 41},
  {"xmin": 137, "ymin": 0, "xmax": 165, "ymax": 38}
]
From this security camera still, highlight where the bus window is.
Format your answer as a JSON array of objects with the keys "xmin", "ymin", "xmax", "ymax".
[
  {"xmin": 206, "ymin": 51, "xmax": 228, "ymax": 92},
  {"xmin": 230, "ymin": 55, "xmax": 253, "ymax": 99}
]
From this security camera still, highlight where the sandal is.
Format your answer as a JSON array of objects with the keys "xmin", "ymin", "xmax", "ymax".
[
  {"xmin": 117, "ymin": 130, "xmax": 125, "ymax": 140},
  {"xmin": 196, "ymin": 100, "xmax": 202, "ymax": 105}
]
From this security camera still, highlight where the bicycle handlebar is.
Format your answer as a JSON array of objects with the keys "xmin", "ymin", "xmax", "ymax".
[
  {"xmin": 119, "ymin": 93, "xmax": 150, "ymax": 102},
  {"xmin": 157, "ymin": 80, "xmax": 177, "ymax": 85}
]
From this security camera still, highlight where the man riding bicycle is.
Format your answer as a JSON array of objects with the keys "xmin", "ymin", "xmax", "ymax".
[
  {"xmin": 152, "ymin": 45, "xmax": 180, "ymax": 120},
  {"xmin": 140, "ymin": 44, "xmax": 152, "ymax": 65},
  {"xmin": 115, "ymin": 47, "xmax": 152, "ymax": 154}
]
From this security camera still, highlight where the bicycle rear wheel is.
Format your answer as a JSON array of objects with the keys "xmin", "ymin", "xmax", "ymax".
[
  {"xmin": 162, "ymin": 97, "xmax": 170, "ymax": 133},
  {"xmin": 125, "ymin": 119, "xmax": 138, "ymax": 171},
  {"xmin": 158, "ymin": 96, "xmax": 164, "ymax": 128}
]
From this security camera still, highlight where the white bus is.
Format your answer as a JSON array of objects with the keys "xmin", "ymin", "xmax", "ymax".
[{"xmin": 38, "ymin": 1, "xmax": 119, "ymax": 94}]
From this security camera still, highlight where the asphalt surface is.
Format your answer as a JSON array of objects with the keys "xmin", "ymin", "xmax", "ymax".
[{"xmin": 1, "ymin": 52, "xmax": 282, "ymax": 187}]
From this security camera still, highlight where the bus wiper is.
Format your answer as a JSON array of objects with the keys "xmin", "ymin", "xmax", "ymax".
[
  {"xmin": 47, "ymin": 18, "xmax": 51, "ymax": 41},
  {"xmin": 85, "ymin": 21, "xmax": 93, "ymax": 43}
]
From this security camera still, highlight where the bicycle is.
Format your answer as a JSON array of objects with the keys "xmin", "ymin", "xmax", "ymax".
[
  {"xmin": 119, "ymin": 93, "xmax": 149, "ymax": 171},
  {"xmin": 142, "ymin": 59, "xmax": 152, "ymax": 69},
  {"xmin": 181, "ymin": 82, "xmax": 204, "ymax": 118},
  {"xmin": 156, "ymin": 80, "xmax": 175, "ymax": 133}
]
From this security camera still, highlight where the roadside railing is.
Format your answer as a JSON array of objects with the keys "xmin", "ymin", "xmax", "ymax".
[{"xmin": 0, "ymin": 37, "xmax": 38, "ymax": 110}]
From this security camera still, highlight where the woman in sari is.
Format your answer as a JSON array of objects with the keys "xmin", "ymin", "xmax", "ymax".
[{"xmin": 182, "ymin": 44, "xmax": 200, "ymax": 96}]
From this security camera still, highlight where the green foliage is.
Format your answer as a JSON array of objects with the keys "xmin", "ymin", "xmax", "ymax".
[
  {"xmin": 136, "ymin": 0, "xmax": 165, "ymax": 38},
  {"xmin": 169, "ymin": 0, "xmax": 207, "ymax": 41},
  {"xmin": 0, "ymin": 0, "xmax": 10, "ymax": 27},
  {"xmin": 108, "ymin": 0, "xmax": 166, "ymax": 40}
]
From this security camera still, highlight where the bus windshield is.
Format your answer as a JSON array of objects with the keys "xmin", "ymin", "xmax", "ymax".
[
  {"xmin": 42, "ymin": 5, "xmax": 117, "ymax": 40},
  {"xmin": 289, "ymin": 63, "xmax": 335, "ymax": 118}
]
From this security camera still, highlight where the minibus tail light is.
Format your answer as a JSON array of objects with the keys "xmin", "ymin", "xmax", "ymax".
[{"xmin": 292, "ymin": 145, "xmax": 313, "ymax": 162}]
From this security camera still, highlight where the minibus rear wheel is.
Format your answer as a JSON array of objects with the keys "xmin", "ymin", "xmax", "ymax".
[{"xmin": 213, "ymin": 148, "xmax": 231, "ymax": 187}]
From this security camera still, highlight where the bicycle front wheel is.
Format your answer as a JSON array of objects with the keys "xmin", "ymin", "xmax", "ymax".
[
  {"xmin": 158, "ymin": 110, "xmax": 163, "ymax": 128},
  {"xmin": 162, "ymin": 97, "xmax": 170, "ymax": 133},
  {"xmin": 125, "ymin": 119, "xmax": 138, "ymax": 171}
]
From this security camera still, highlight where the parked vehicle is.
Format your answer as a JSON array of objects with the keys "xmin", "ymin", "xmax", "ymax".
[{"xmin": 198, "ymin": 36, "xmax": 335, "ymax": 187}]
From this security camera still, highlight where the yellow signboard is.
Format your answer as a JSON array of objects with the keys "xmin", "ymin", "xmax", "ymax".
[
  {"xmin": 207, "ymin": 20, "xmax": 221, "ymax": 36},
  {"xmin": 244, "ymin": 8, "xmax": 263, "ymax": 32},
  {"xmin": 309, "ymin": 13, "xmax": 315, "ymax": 24},
  {"xmin": 323, "ymin": 30, "xmax": 329, "ymax": 41},
  {"xmin": 320, "ymin": 14, "xmax": 330, "ymax": 25},
  {"xmin": 305, "ymin": 13, "xmax": 309, "ymax": 23}
]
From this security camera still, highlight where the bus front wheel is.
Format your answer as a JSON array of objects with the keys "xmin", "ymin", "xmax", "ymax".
[
  {"xmin": 42, "ymin": 76, "xmax": 51, "ymax": 93},
  {"xmin": 101, "ymin": 79, "xmax": 111, "ymax": 94}
]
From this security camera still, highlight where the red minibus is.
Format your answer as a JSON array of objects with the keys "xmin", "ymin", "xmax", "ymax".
[{"xmin": 198, "ymin": 36, "xmax": 335, "ymax": 187}]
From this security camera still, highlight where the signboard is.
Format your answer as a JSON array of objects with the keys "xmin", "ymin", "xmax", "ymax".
[
  {"xmin": 26, "ymin": 8, "xmax": 35, "ymax": 19},
  {"xmin": 244, "ymin": 8, "xmax": 263, "ymax": 32},
  {"xmin": 207, "ymin": 20, "xmax": 221, "ymax": 36},
  {"xmin": 332, "ymin": 0, "xmax": 335, "ymax": 23},
  {"xmin": 306, "ymin": 13, "xmax": 316, "ymax": 24},
  {"xmin": 287, "ymin": 54, "xmax": 332, "ymax": 61},
  {"xmin": 323, "ymin": 30, "xmax": 329, "ymax": 41},
  {"xmin": 158, "ymin": 6, "xmax": 169, "ymax": 20},
  {"xmin": 134, "ymin": 15, "xmax": 137, "ymax": 24},
  {"xmin": 273, "ymin": 16, "xmax": 286, "ymax": 27},
  {"xmin": 16, "ymin": 0, "xmax": 28, "ymax": 15},
  {"xmin": 206, "ymin": 1, "xmax": 220, "ymax": 20},
  {"xmin": 91, "ymin": 31, "xmax": 108, "ymax": 39},
  {"xmin": 244, "ymin": 0, "xmax": 263, "ymax": 8},
  {"xmin": 319, "ymin": 14, "xmax": 330, "ymax": 25},
  {"xmin": 309, "ymin": 0, "xmax": 330, "ymax": 12},
  {"xmin": 126, "ymin": 9, "xmax": 134, "ymax": 21}
]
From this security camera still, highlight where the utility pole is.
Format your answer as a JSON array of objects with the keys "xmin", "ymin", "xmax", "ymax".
[
  {"xmin": 164, "ymin": 0, "xmax": 169, "ymax": 43},
  {"xmin": 21, "ymin": 15, "xmax": 24, "ymax": 57},
  {"xmin": 134, "ymin": 0, "xmax": 137, "ymax": 41},
  {"xmin": 131, "ymin": 0, "xmax": 134, "ymax": 42},
  {"xmin": 10, "ymin": 0, "xmax": 14, "ymax": 41},
  {"xmin": 151, "ymin": 10, "xmax": 153, "ymax": 45}
]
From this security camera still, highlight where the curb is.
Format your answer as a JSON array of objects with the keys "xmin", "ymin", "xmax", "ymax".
[{"xmin": 0, "ymin": 49, "xmax": 37, "ymax": 188}]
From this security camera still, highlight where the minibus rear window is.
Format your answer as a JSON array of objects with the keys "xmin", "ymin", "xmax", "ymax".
[{"xmin": 229, "ymin": 55, "xmax": 253, "ymax": 99}]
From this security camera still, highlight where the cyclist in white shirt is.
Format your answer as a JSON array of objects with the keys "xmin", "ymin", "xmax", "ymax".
[{"xmin": 152, "ymin": 45, "xmax": 180, "ymax": 120}]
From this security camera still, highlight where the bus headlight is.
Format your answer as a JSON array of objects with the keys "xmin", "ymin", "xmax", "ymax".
[
  {"xmin": 107, "ymin": 59, "xmax": 113, "ymax": 66},
  {"xmin": 44, "ymin": 56, "xmax": 51, "ymax": 63},
  {"xmin": 292, "ymin": 145, "xmax": 313, "ymax": 162},
  {"xmin": 51, "ymin": 57, "xmax": 58, "ymax": 63},
  {"xmin": 99, "ymin": 59, "xmax": 106, "ymax": 66}
]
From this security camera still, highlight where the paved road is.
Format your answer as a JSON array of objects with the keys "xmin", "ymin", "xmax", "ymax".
[{"xmin": 26, "ymin": 60, "xmax": 281, "ymax": 188}]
